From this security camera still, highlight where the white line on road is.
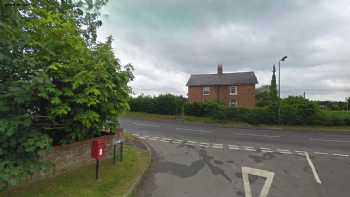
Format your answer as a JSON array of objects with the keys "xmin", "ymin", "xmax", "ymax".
[
  {"xmin": 228, "ymin": 145, "xmax": 241, "ymax": 150},
  {"xmin": 133, "ymin": 123, "xmax": 160, "ymax": 128},
  {"xmin": 185, "ymin": 140, "xmax": 197, "ymax": 145},
  {"xmin": 175, "ymin": 128, "xmax": 210, "ymax": 133},
  {"xmin": 332, "ymin": 153, "xmax": 349, "ymax": 157},
  {"xmin": 313, "ymin": 152, "xmax": 329, "ymax": 155},
  {"xmin": 199, "ymin": 142, "xmax": 210, "ymax": 148},
  {"xmin": 149, "ymin": 136, "xmax": 161, "ymax": 140},
  {"xmin": 172, "ymin": 139, "xmax": 183, "ymax": 144},
  {"xmin": 305, "ymin": 152, "xmax": 322, "ymax": 184},
  {"xmin": 159, "ymin": 138, "xmax": 172, "ymax": 142},
  {"xmin": 212, "ymin": 144, "xmax": 224, "ymax": 149},
  {"xmin": 309, "ymin": 138, "xmax": 350, "ymax": 143},
  {"xmin": 242, "ymin": 167, "xmax": 275, "ymax": 197},
  {"xmin": 260, "ymin": 147, "xmax": 274, "ymax": 153},
  {"xmin": 235, "ymin": 133, "xmax": 280, "ymax": 138},
  {"xmin": 242, "ymin": 146, "xmax": 257, "ymax": 151}
]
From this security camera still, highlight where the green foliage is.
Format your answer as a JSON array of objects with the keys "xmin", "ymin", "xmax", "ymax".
[
  {"xmin": 0, "ymin": 0, "xmax": 132, "ymax": 189},
  {"xmin": 183, "ymin": 96, "xmax": 349, "ymax": 126},
  {"xmin": 184, "ymin": 101, "xmax": 225, "ymax": 118},
  {"xmin": 256, "ymin": 86, "xmax": 272, "ymax": 107},
  {"xmin": 280, "ymin": 96, "xmax": 320, "ymax": 125},
  {"xmin": 129, "ymin": 94, "xmax": 185, "ymax": 115}
]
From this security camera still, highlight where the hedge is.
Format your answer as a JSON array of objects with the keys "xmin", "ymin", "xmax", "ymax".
[{"xmin": 129, "ymin": 95, "xmax": 350, "ymax": 126}]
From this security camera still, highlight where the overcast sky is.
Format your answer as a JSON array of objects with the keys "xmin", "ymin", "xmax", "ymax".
[{"xmin": 97, "ymin": 0, "xmax": 350, "ymax": 101}]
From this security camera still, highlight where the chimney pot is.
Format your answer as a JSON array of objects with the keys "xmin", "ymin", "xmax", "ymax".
[{"xmin": 217, "ymin": 64, "xmax": 223, "ymax": 74}]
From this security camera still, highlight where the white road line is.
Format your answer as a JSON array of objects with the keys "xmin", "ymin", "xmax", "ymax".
[
  {"xmin": 235, "ymin": 133, "xmax": 280, "ymax": 138},
  {"xmin": 212, "ymin": 144, "xmax": 224, "ymax": 149},
  {"xmin": 139, "ymin": 135, "xmax": 149, "ymax": 139},
  {"xmin": 242, "ymin": 167, "xmax": 275, "ymax": 197},
  {"xmin": 132, "ymin": 133, "xmax": 140, "ymax": 137},
  {"xmin": 309, "ymin": 138, "xmax": 350, "ymax": 143},
  {"xmin": 175, "ymin": 128, "xmax": 210, "ymax": 133},
  {"xmin": 159, "ymin": 137, "xmax": 172, "ymax": 142},
  {"xmin": 172, "ymin": 139, "xmax": 183, "ymax": 144},
  {"xmin": 333, "ymin": 153, "xmax": 349, "ymax": 157},
  {"xmin": 242, "ymin": 146, "xmax": 257, "ymax": 152},
  {"xmin": 305, "ymin": 152, "xmax": 322, "ymax": 184},
  {"xmin": 279, "ymin": 151, "xmax": 293, "ymax": 154},
  {"xmin": 199, "ymin": 142, "xmax": 210, "ymax": 148},
  {"xmin": 295, "ymin": 150, "xmax": 307, "ymax": 156},
  {"xmin": 313, "ymin": 152, "xmax": 329, "ymax": 155},
  {"xmin": 149, "ymin": 136, "xmax": 160, "ymax": 140},
  {"xmin": 228, "ymin": 145, "xmax": 240, "ymax": 150},
  {"xmin": 276, "ymin": 149, "xmax": 290, "ymax": 152},
  {"xmin": 260, "ymin": 148, "xmax": 274, "ymax": 153},
  {"xmin": 185, "ymin": 141, "xmax": 197, "ymax": 145},
  {"xmin": 133, "ymin": 123, "xmax": 160, "ymax": 128}
]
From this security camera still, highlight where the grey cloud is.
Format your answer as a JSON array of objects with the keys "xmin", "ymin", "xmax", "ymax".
[{"xmin": 98, "ymin": 0, "xmax": 350, "ymax": 100}]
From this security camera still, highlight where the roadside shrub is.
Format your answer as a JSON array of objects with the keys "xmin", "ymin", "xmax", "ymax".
[
  {"xmin": 184, "ymin": 101, "xmax": 225, "ymax": 117},
  {"xmin": 280, "ymin": 96, "xmax": 320, "ymax": 125},
  {"xmin": 319, "ymin": 110, "xmax": 350, "ymax": 126},
  {"xmin": 129, "ymin": 94, "xmax": 185, "ymax": 115}
]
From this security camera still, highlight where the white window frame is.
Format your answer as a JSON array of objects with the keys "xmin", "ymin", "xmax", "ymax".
[
  {"xmin": 229, "ymin": 86, "xmax": 238, "ymax": 95},
  {"xmin": 203, "ymin": 87, "xmax": 210, "ymax": 96}
]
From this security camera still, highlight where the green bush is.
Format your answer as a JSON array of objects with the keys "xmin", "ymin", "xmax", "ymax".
[
  {"xmin": 130, "ymin": 94, "xmax": 185, "ymax": 115},
  {"xmin": 280, "ymin": 96, "xmax": 320, "ymax": 125},
  {"xmin": 184, "ymin": 101, "xmax": 225, "ymax": 117}
]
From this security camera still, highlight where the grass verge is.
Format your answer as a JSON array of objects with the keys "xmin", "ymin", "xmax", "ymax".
[
  {"xmin": 6, "ymin": 144, "xmax": 149, "ymax": 197},
  {"xmin": 121, "ymin": 112, "xmax": 350, "ymax": 133}
]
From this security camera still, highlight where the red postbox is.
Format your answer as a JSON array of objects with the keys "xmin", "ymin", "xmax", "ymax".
[{"xmin": 91, "ymin": 138, "xmax": 106, "ymax": 160}]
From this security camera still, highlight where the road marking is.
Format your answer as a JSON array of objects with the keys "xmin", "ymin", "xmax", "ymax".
[
  {"xmin": 149, "ymin": 136, "xmax": 161, "ymax": 140},
  {"xmin": 279, "ymin": 151, "xmax": 293, "ymax": 154},
  {"xmin": 333, "ymin": 153, "xmax": 349, "ymax": 157},
  {"xmin": 175, "ymin": 128, "xmax": 210, "ymax": 133},
  {"xmin": 242, "ymin": 167, "xmax": 275, "ymax": 197},
  {"xmin": 199, "ymin": 142, "xmax": 210, "ymax": 148},
  {"xmin": 313, "ymin": 152, "xmax": 329, "ymax": 155},
  {"xmin": 295, "ymin": 150, "xmax": 308, "ymax": 156},
  {"xmin": 133, "ymin": 123, "xmax": 160, "ymax": 128},
  {"xmin": 172, "ymin": 139, "xmax": 183, "ymax": 144},
  {"xmin": 309, "ymin": 138, "xmax": 350, "ymax": 143},
  {"xmin": 212, "ymin": 144, "xmax": 224, "ymax": 149},
  {"xmin": 242, "ymin": 146, "xmax": 256, "ymax": 152},
  {"xmin": 260, "ymin": 148, "xmax": 274, "ymax": 153},
  {"xmin": 276, "ymin": 149, "xmax": 292, "ymax": 154},
  {"xmin": 136, "ymin": 134, "xmax": 345, "ymax": 159},
  {"xmin": 185, "ymin": 140, "xmax": 197, "ymax": 145},
  {"xmin": 235, "ymin": 133, "xmax": 280, "ymax": 138},
  {"xmin": 228, "ymin": 145, "xmax": 241, "ymax": 150},
  {"xmin": 139, "ymin": 135, "xmax": 149, "ymax": 139},
  {"xmin": 305, "ymin": 152, "xmax": 322, "ymax": 184},
  {"xmin": 159, "ymin": 137, "xmax": 172, "ymax": 142}
]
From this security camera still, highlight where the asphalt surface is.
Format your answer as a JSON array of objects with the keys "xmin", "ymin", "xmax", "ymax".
[{"xmin": 120, "ymin": 118, "xmax": 350, "ymax": 197}]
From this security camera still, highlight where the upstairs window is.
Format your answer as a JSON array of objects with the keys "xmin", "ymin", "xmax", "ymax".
[
  {"xmin": 229, "ymin": 86, "xmax": 238, "ymax": 95},
  {"xmin": 203, "ymin": 87, "xmax": 210, "ymax": 95}
]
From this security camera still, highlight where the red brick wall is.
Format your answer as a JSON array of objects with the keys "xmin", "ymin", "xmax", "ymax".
[
  {"xmin": 188, "ymin": 84, "xmax": 256, "ymax": 108},
  {"xmin": 31, "ymin": 134, "xmax": 118, "ymax": 182}
]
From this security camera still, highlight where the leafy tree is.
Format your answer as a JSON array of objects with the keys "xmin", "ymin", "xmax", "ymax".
[
  {"xmin": 0, "ymin": 0, "xmax": 132, "ymax": 189},
  {"xmin": 270, "ymin": 65, "xmax": 278, "ymax": 108},
  {"xmin": 256, "ymin": 85, "xmax": 271, "ymax": 107}
]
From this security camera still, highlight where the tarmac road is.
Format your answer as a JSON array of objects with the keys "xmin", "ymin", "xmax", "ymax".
[{"xmin": 120, "ymin": 118, "xmax": 350, "ymax": 197}]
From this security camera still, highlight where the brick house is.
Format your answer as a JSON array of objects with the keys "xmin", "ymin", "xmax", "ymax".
[{"xmin": 186, "ymin": 65, "xmax": 258, "ymax": 108}]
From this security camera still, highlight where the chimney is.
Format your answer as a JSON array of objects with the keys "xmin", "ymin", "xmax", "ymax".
[{"xmin": 217, "ymin": 64, "xmax": 223, "ymax": 74}]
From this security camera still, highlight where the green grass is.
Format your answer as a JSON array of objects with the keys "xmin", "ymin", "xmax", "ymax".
[
  {"xmin": 6, "ymin": 144, "xmax": 149, "ymax": 197},
  {"xmin": 122, "ymin": 111, "xmax": 350, "ymax": 133}
]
